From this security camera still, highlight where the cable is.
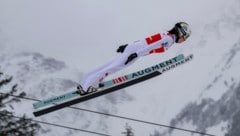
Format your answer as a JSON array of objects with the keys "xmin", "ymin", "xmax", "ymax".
[
  {"xmin": 0, "ymin": 113, "xmax": 110, "ymax": 136},
  {"xmin": 69, "ymin": 107, "xmax": 215, "ymax": 136},
  {"xmin": 0, "ymin": 92, "xmax": 216, "ymax": 136}
]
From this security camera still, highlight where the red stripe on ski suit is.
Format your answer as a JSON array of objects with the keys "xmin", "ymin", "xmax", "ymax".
[{"xmin": 145, "ymin": 33, "xmax": 165, "ymax": 54}]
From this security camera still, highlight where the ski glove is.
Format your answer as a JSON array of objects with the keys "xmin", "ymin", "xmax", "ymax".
[
  {"xmin": 125, "ymin": 53, "xmax": 138, "ymax": 65},
  {"xmin": 117, "ymin": 44, "xmax": 128, "ymax": 53}
]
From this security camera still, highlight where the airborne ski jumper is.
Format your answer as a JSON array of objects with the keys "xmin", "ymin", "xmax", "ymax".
[
  {"xmin": 78, "ymin": 22, "xmax": 191, "ymax": 95},
  {"xmin": 32, "ymin": 22, "xmax": 192, "ymax": 116}
]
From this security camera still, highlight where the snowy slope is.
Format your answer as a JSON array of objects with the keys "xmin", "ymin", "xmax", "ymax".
[
  {"xmin": 0, "ymin": 51, "xmax": 133, "ymax": 136},
  {"xmin": 156, "ymin": 0, "xmax": 240, "ymax": 136},
  {"xmin": 0, "ymin": 0, "xmax": 240, "ymax": 136}
]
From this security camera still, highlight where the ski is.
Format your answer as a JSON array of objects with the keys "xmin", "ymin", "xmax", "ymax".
[
  {"xmin": 33, "ymin": 54, "xmax": 185, "ymax": 110},
  {"xmin": 33, "ymin": 54, "xmax": 193, "ymax": 117}
]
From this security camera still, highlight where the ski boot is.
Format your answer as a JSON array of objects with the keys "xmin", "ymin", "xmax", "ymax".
[
  {"xmin": 86, "ymin": 86, "xmax": 98, "ymax": 94},
  {"xmin": 77, "ymin": 85, "xmax": 98, "ymax": 96},
  {"xmin": 77, "ymin": 85, "xmax": 87, "ymax": 96}
]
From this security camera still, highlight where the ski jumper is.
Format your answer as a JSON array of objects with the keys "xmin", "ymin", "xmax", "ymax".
[{"xmin": 80, "ymin": 32, "xmax": 175, "ymax": 91}]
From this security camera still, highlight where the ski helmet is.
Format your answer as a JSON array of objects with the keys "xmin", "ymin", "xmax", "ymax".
[{"xmin": 174, "ymin": 22, "xmax": 191, "ymax": 40}]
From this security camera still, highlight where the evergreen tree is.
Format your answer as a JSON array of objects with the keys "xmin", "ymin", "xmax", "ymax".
[
  {"xmin": 225, "ymin": 110, "xmax": 240, "ymax": 136},
  {"xmin": 0, "ymin": 72, "xmax": 40, "ymax": 136},
  {"xmin": 122, "ymin": 123, "xmax": 134, "ymax": 136}
]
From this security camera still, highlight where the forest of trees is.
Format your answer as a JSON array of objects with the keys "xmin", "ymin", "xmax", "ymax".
[
  {"xmin": 0, "ymin": 71, "xmax": 40, "ymax": 136},
  {"xmin": 0, "ymin": 71, "xmax": 164, "ymax": 136}
]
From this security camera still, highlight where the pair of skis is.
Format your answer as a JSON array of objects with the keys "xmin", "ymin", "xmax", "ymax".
[{"xmin": 33, "ymin": 54, "xmax": 193, "ymax": 117}]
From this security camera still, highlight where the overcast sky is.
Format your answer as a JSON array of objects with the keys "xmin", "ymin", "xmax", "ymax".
[
  {"xmin": 0, "ymin": 0, "xmax": 225, "ymax": 72},
  {"xmin": 1, "ymin": 0, "xmax": 236, "ymax": 135}
]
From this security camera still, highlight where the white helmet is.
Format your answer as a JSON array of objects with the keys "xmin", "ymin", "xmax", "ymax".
[{"xmin": 174, "ymin": 22, "xmax": 191, "ymax": 40}]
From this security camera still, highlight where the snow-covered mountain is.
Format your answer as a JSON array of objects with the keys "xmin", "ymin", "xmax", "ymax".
[
  {"xmin": 156, "ymin": 1, "xmax": 240, "ymax": 136},
  {"xmin": 162, "ymin": 41, "xmax": 240, "ymax": 136},
  {"xmin": 0, "ymin": 0, "xmax": 240, "ymax": 136},
  {"xmin": 0, "ymin": 52, "xmax": 133, "ymax": 136}
]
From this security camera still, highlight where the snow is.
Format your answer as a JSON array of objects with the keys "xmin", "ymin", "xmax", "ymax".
[
  {"xmin": 207, "ymin": 121, "xmax": 228, "ymax": 136},
  {"xmin": 0, "ymin": 0, "xmax": 240, "ymax": 135}
]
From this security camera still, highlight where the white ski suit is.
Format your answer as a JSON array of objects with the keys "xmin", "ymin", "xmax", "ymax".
[{"xmin": 80, "ymin": 32, "xmax": 175, "ymax": 91}]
